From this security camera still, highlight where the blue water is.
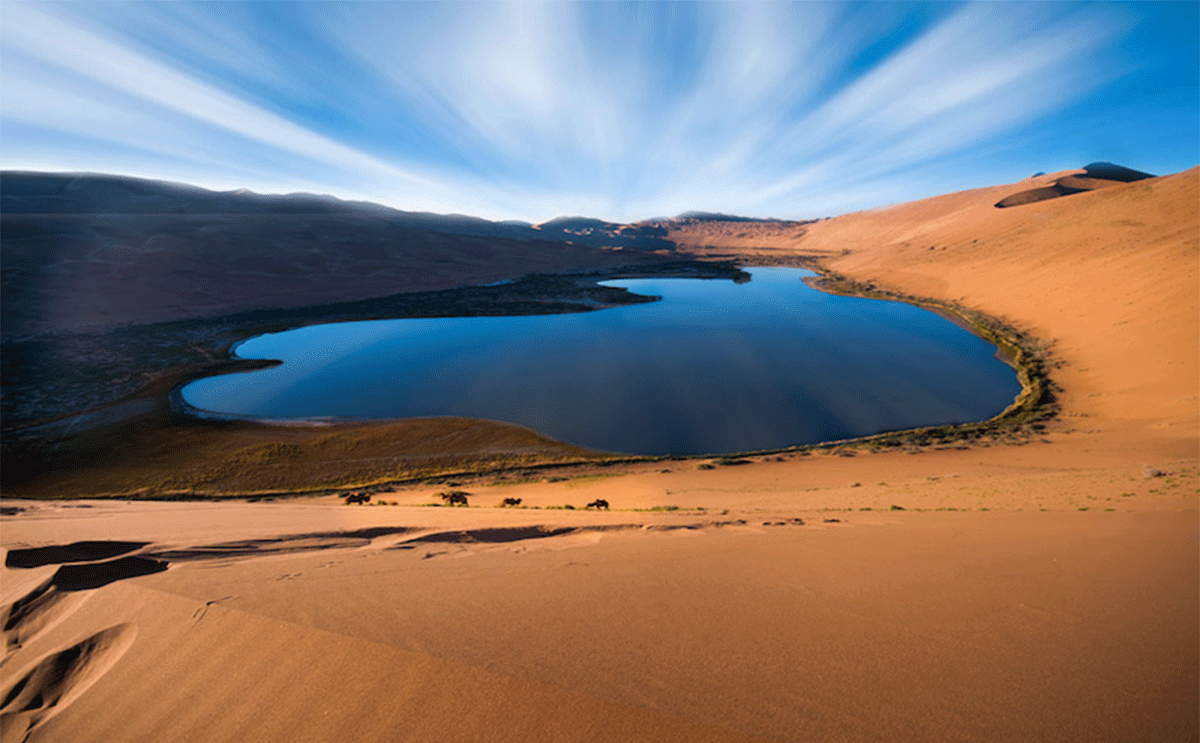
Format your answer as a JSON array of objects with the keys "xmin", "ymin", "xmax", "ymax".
[{"xmin": 181, "ymin": 268, "xmax": 1022, "ymax": 455}]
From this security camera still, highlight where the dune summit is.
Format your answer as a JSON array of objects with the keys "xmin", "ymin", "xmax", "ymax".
[
  {"xmin": 2, "ymin": 165, "xmax": 1198, "ymax": 742},
  {"xmin": 993, "ymin": 161, "xmax": 1155, "ymax": 208}
]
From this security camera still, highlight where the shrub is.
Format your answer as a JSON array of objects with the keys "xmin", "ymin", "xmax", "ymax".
[{"xmin": 713, "ymin": 457, "xmax": 752, "ymax": 466}]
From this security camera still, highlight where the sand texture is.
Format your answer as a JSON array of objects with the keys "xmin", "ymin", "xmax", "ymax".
[{"xmin": 3, "ymin": 168, "xmax": 1197, "ymax": 741}]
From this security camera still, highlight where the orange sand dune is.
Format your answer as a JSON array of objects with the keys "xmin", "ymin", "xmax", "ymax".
[
  {"xmin": 2, "ymin": 501, "xmax": 1195, "ymax": 743},
  {"xmin": 3, "ymin": 167, "xmax": 1197, "ymax": 742},
  {"xmin": 673, "ymin": 166, "xmax": 1199, "ymax": 459}
]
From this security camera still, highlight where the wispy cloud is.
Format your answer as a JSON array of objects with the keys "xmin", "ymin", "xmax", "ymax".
[
  {"xmin": 2, "ymin": 3, "xmax": 462, "ymax": 197},
  {"xmin": 2, "ymin": 1, "xmax": 1183, "ymax": 221}
]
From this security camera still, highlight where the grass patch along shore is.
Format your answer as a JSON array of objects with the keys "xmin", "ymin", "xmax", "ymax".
[
  {"xmin": 800, "ymin": 265, "xmax": 1059, "ymax": 442},
  {"xmin": 4, "ymin": 408, "xmax": 607, "ymax": 500}
]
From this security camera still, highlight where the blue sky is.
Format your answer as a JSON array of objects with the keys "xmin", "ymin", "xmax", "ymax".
[{"xmin": 2, "ymin": 1, "xmax": 1196, "ymax": 223}]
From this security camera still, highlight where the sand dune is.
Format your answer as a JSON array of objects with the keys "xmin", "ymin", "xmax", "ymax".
[
  {"xmin": 1, "ymin": 501, "xmax": 1195, "ymax": 742},
  {"xmin": 993, "ymin": 162, "xmax": 1155, "ymax": 208},
  {"xmin": 0, "ymin": 172, "xmax": 674, "ymax": 336},
  {"xmin": 672, "ymin": 165, "xmax": 1198, "ymax": 460},
  {"xmin": 3, "ymin": 166, "xmax": 1197, "ymax": 741}
]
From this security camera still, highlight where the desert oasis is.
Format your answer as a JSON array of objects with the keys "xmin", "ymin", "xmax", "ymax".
[{"xmin": 2, "ymin": 2, "xmax": 1197, "ymax": 742}]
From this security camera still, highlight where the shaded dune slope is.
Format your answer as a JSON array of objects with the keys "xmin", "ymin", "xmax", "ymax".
[
  {"xmin": 0, "ymin": 172, "xmax": 673, "ymax": 335},
  {"xmin": 994, "ymin": 161, "xmax": 1155, "ymax": 207}
]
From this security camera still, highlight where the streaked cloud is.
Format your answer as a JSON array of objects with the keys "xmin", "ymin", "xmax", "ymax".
[{"xmin": 2, "ymin": 1, "xmax": 1193, "ymax": 221}]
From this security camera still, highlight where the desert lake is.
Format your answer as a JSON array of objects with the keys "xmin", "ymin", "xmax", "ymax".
[{"xmin": 180, "ymin": 267, "xmax": 1022, "ymax": 455}]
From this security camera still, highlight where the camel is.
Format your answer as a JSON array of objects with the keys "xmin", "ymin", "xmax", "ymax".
[
  {"xmin": 343, "ymin": 492, "xmax": 371, "ymax": 505},
  {"xmin": 500, "ymin": 497, "xmax": 522, "ymax": 507},
  {"xmin": 439, "ymin": 491, "xmax": 470, "ymax": 507},
  {"xmin": 586, "ymin": 499, "xmax": 609, "ymax": 510}
]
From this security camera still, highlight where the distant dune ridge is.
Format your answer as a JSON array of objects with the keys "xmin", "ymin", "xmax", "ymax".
[
  {"xmin": 0, "ymin": 172, "xmax": 803, "ymax": 336},
  {"xmin": 993, "ymin": 161, "xmax": 1154, "ymax": 207},
  {"xmin": 2, "ymin": 163, "xmax": 1197, "ymax": 742},
  {"xmin": 0, "ymin": 172, "xmax": 679, "ymax": 335}
]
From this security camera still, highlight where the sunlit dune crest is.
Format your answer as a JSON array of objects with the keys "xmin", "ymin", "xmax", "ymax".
[{"xmin": 994, "ymin": 161, "xmax": 1156, "ymax": 208}]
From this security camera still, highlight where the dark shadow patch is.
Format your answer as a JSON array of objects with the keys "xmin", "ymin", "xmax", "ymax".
[
  {"xmin": 148, "ymin": 526, "xmax": 419, "ymax": 562},
  {"xmin": 0, "ymin": 623, "xmax": 136, "ymax": 739},
  {"xmin": 399, "ymin": 523, "xmax": 636, "ymax": 547},
  {"xmin": 5, "ymin": 541, "xmax": 149, "ymax": 568},
  {"xmin": 3, "ymin": 578, "xmax": 69, "ymax": 654},
  {"xmin": 1081, "ymin": 162, "xmax": 1154, "ymax": 182},
  {"xmin": 149, "ymin": 539, "xmax": 356, "ymax": 561},
  {"xmin": 306, "ymin": 525, "xmax": 422, "ymax": 541},
  {"xmin": 407, "ymin": 526, "xmax": 578, "ymax": 544},
  {"xmin": 995, "ymin": 185, "xmax": 1072, "ymax": 208},
  {"xmin": 4, "ymin": 579, "xmax": 56, "ymax": 634},
  {"xmin": 50, "ymin": 557, "xmax": 167, "ymax": 591},
  {"xmin": 995, "ymin": 162, "xmax": 1154, "ymax": 209}
]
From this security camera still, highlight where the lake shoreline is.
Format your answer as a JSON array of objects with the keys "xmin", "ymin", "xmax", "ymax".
[
  {"xmin": 174, "ymin": 264, "xmax": 1030, "ymax": 454},
  {"xmin": 3, "ymin": 261, "xmax": 744, "ymax": 497},
  {"xmin": 6, "ymin": 257, "xmax": 1053, "ymax": 499}
]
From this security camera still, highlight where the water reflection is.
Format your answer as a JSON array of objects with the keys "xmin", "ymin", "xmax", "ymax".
[{"xmin": 182, "ymin": 268, "xmax": 1021, "ymax": 455}]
